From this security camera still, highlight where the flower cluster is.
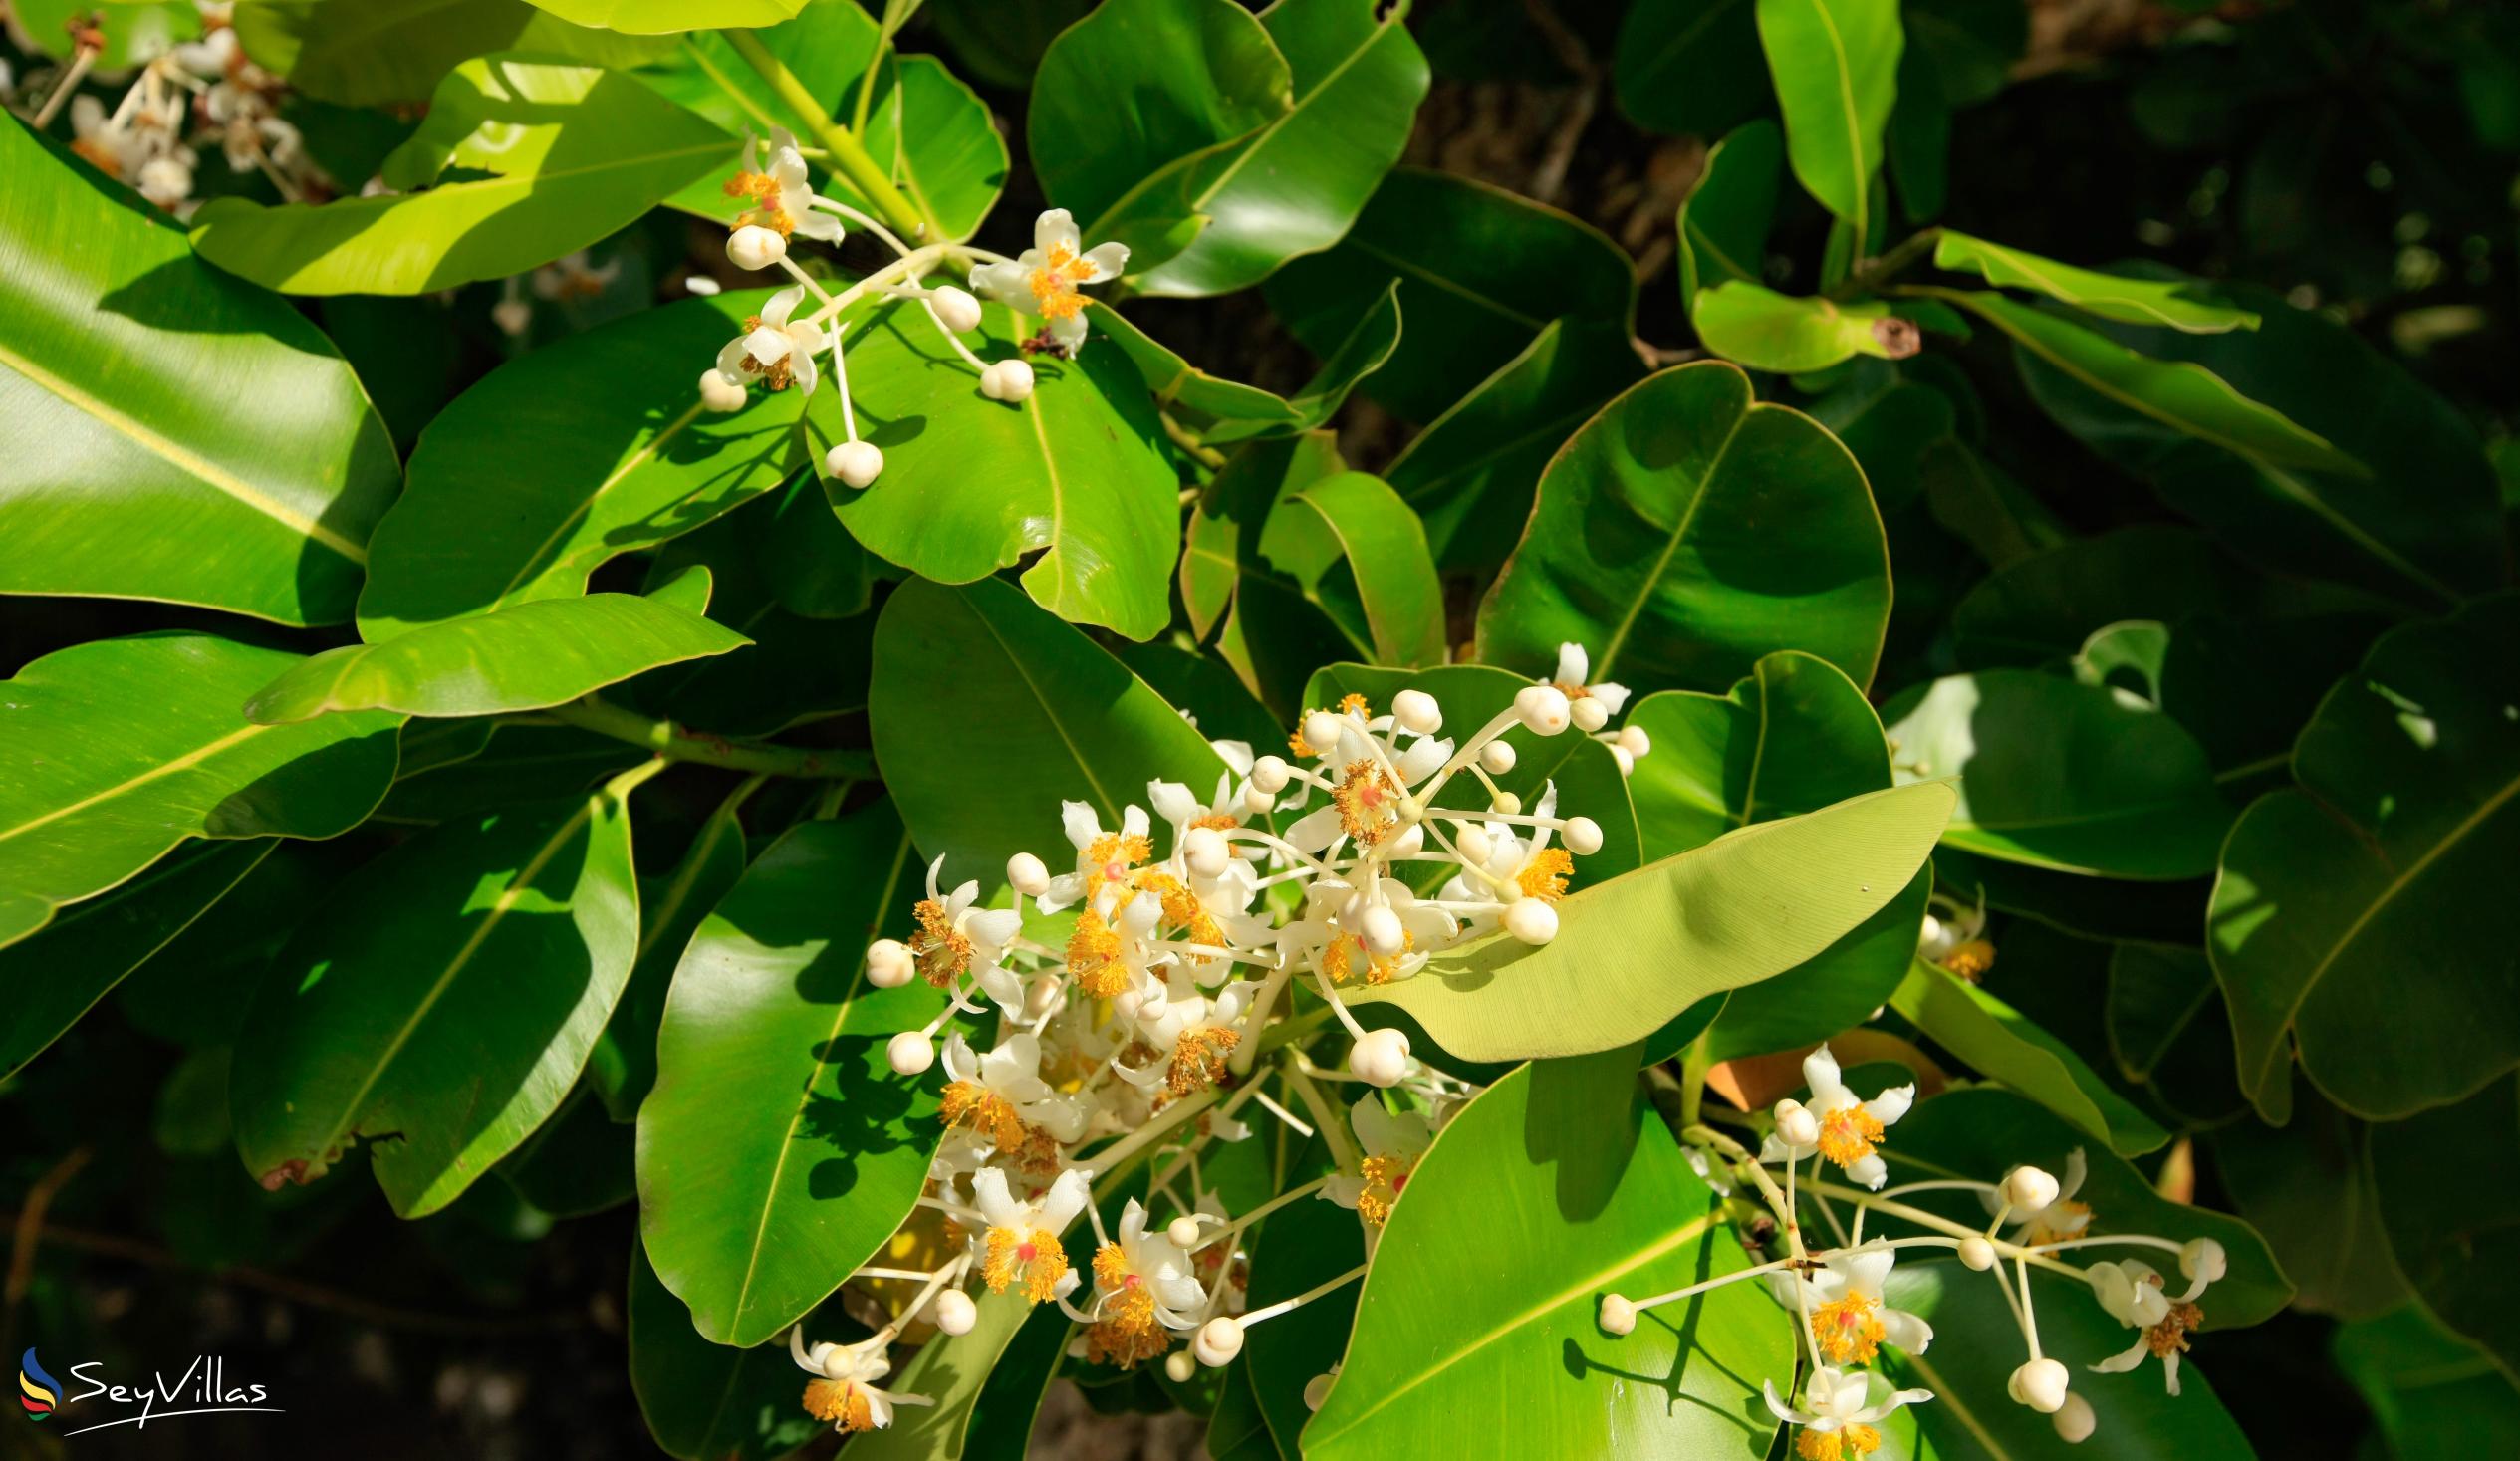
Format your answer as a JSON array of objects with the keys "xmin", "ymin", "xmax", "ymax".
[
  {"xmin": 1602, "ymin": 1044, "xmax": 2233, "ymax": 1453},
  {"xmin": 784, "ymin": 662, "xmax": 1643, "ymax": 1431}
]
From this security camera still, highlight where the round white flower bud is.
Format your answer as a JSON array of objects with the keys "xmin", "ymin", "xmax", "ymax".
[
  {"xmin": 1385, "ymin": 823, "xmax": 1424, "ymax": 860},
  {"xmin": 1243, "ymin": 782, "xmax": 1276, "ymax": 815},
  {"xmin": 1303, "ymin": 1372, "xmax": 1335, "ymax": 1412},
  {"xmin": 698, "ymin": 368, "xmax": 748, "ymax": 412},
  {"xmin": 1251, "ymin": 755, "xmax": 1292, "ymax": 792},
  {"xmin": 492, "ymin": 298, "xmax": 533, "ymax": 337},
  {"xmin": 1608, "ymin": 745, "xmax": 1635, "ymax": 777},
  {"xmin": 803, "ymin": 1339, "xmax": 842, "ymax": 1374},
  {"xmin": 1490, "ymin": 791, "xmax": 1522, "ymax": 817},
  {"xmin": 1562, "ymin": 816, "xmax": 1604, "ymax": 856},
  {"xmin": 826, "ymin": 439, "xmax": 884, "ymax": 490},
  {"xmin": 1504, "ymin": 897, "xmax": 1559, "ymax": 945},
  {"xmin": 1619, "ymin": 724, "xmax": 1652, "ymax": 759},
  {"xmin": 1349, "ymin": 1028, "xmax": 1411, "ymax": 1088},
  {"xmin": 1008, "ymin": 852, "xmax": 1051, "ymax": 898},
  {"xmin": 1164, "ymin": 1350, "xmax": 1197, "ymax": 1384},
  {"xmin": 1479, "ymin": 739, "xmax": 1518, "ymax": 775},
  {"xmin": 866, "ymin": 938, "xmax": 914, "ymax": 989},
  {"xmin": 1453, "ymin": 825, "xmax": 1492, "ymax": 866},
  {"xmin": 2053, "ymin": 1392, "xmax": 2097, "ymax": 1444},
  {"xmin": 978, "ymin": 358, "xmax": 1035, "ymax": 402},
  {"xmin": 1598, "ymin": 1294, "xmax": 1637, "ymax": 1336},
  {"xmin": 2009, "ymin": 1357, "xmax": 2071, "ymax": 1413},
  {"xmin": 2180, "ymin": 1237, "xmax": 2227, "ymax": 1286},
  {"xmin": 1025, "ymin": 974, "xmax": 1064, "ymax": 1021},
  {"xmin": 2003, "ymin": 1165, "xmax": 2062, "ymax": 1215},
  {"xmin": 1302, "ymin": 711, "xmax": 1343, "ymax": 757},
  {"xmin": 1570, "ymin": 695, "xmax": 1610, "ymax": 733},
  {"xmin": 931, "ymin": 1289, "xmax": 977, "ymax": 1337},
  {"xmin": 1167, "ymin": 1216, "xmax": 1204, "ymax": 1250},
  {"xmin": 1113, "ymin": 989, "xmax": 1144, "ymax": 1021},
  {"xmin": 726, "ymin": 224, "xmax": 787, "ymax": 271},
  {"xmin": 1194, "ymin": 1316, "xmax": 1244, "ymax": 1367},
  {"xmin": 1391, "ymin": 689, "xmax": 1442, "ymax": 735},
  {"xmin": 683, "ymin": 274, "xmax": 723, "ymax": 297},
  {"xmin": 1958, "ymin": 1235, "xmax": 1998, "ymax": 1272},
  {"xmin": 930, "ymin": 284, "xmax": 982, "ymax": 333},
  {"xmin": 1184, "ymin": 826, "xmax": 1231, "ymax": 878},
  {"xmin": 885, "ymin": 1030, "xmax": 933, "ymax": 1076},
  {"xmin": 1514, "ymin": 684, "xmax": 1572, "ymax": 736},
  {"xmin": 1359, "ymin": 904, "xmax": 1406, "ymax": 957},
  {"xmin": 1773, "ymin": 1098, "xmax": 1820, "ymax": 1150}
]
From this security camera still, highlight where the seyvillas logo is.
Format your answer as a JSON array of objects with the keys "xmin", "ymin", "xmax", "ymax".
[
  {"xmin": 19, "ymin": 1349, "xmax": 59, "ymax": 1420},
  {"xmin": 22, "ymin": 1350, "xmax": 283, "ymax": 1436}
]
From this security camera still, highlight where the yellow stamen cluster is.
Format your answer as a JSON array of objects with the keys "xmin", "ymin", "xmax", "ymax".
[
  {"xmin": 983, "ymin": 1225, "xmax": 1069, "ymax": 1303},
  {"xmin": 803, "ymin": 1378, "xmax": 875, "ymax": 1432},
  {"xmin": 1816, "ymin": 1104, "xmax": 1887, "ymax": 1170},
  {"xmin": 1133, "ymin": 868, "xmax": 1223, "ymax": 955},
  {"xmin": 939, "ymin": 1082, "xmax": 1031, "ymax": 1154},
  {"xmin": 1358, "ymin": 1153, "xmax": 1414, "ymax": 1227},
  {"xmin": 1795, "ymin": 1423, "xmax": 1882, "ymax": 1460},
  {"xmin": 911, "ymin": 897, "xmax": 972, "ymax": 986},
  {"xmin": 1028, "ymin": 242, "xmax": 1096, "ymax": 321},
  {"xmin": 1811, "ymin": 1292, "xmax": 1888, "ymax": 1365},
  {"xmin": 1939, "ymin": 938, "xmax": 1996, "ymax": 981},
  {"xmin": 1169, "ymin": 1027, "xmax": 1239, "ymax": 1096},
  {"xmin": 2146, "ymin": 1281, "xmax": 2203, "ymax": 1359},
  {"xmin": 1321, "ymin": 929, "xmax": 1413, "ymax": 986},
  {"xmin": 1517, "ymin": 848, "xmax": 1574, "ymax": 901},
  {"xmin": 1085, "ymin": 831, "xmax": 1153, "ymax": 897},
  {"xmin": 1334, "ymin": 760, "xmax": 1402, "ymax": 845},
  {"xmin": 2020, "ymin": 1200, "xmax": 2092, "ymax": 1248},
  {"xmin": 724, "ymin": 170, "xmax": 793, "ymax": 236},
  {"xmin": 1082, "ymin": 1244, "xmax": 1168, "ymax": 1366},
  {"xmin": 1066, "ymin": 908, "xmax": 1127, "ymax": 998}
]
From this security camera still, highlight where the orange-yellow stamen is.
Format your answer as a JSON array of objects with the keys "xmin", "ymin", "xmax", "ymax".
[
  {"xmin": 1358, "ymin": 1153, "xmax": 1414, "ymax": 1226},
  {"xmin": 803, "ymin": 1377, "xmax": 876, "ymax": 1432},
  {"xmin": 983, "ymin": 1225, "xmax": 1069, "ymax": 1303},
  {"xmin": 1517, "ymin": 848, "xmax": 1574, "ymax": 901},
  {"xmin": 911, "ymin": 896, "xmax": 972, "ymax": 985},
  {"xmin": 1067, "ymin": 908, "xmax": 1128, "ymax": 998},
  {"xmin": 1811, "ymin": 1292, "xmax": 1888, "ymax": 1365},
  {"xmin": 1169, "ymin": 1027, "xmax": 1239, "ymax": 1096},
  {"xmin": 1028, "ymin": 243, "xmax": 1095, "ymax": 321},
  {"xmin": 1334, "ymin": 760, "xmax": 1402, "ymax": 845},
  {"xmin": 1939, "ymin": 938, "xmax": 1996, "ymax": 981},
  {"xmin": 1816, "ymin": 1104, "xmax": 1886, "ymax": 1169},
  {"xmin": 939, "ymin": 1081, "xmax": 1033, "ymax": 1154}
]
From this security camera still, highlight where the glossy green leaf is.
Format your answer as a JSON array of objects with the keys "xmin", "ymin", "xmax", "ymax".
[
  {"xmin": 1891, "ymin": 959, "xmax": 2168, "ymax": 1154},
  {"xmin": 1101, "ymin": 0, "xmax": 1431, "ymax": 298},
  {"xmin": 0, "ymin": 633, "xmax": 400, "ymax": 948},
  {"xmin": 375, "ymin": 723, "xmax": 645, "ymax": 825},
  {"xmin": 192, "ymin": 57, "xmax": 735, "ymax": 294},
  {"xmin": 526, "ymin": 0, "xmax": 803, "ymax": 32},
  {"xmin": 1756, "ymin": 0, "xmax": 1900, "ymax": 241},
  {"xmin": 628, "ymin": 1245, "xmax": 836, "ymax": 1461},
  {"xmin": 2211, "ymin": 1088, "xmax": 2408, "ymax": 1321},
  {"xmin": 1200, "ymin": 283, "xmax": 1403, "ymax": 446},
  {"xmin": 359, "ymin": 293, "xmax": 804, "ymax": 638},
  {"xmin": 1245, "ymin": 1170, "xmax": 1365, "ymax": 1452},
  {"xmin": 1613, "ymin": 0, "xmax": 1771, "ymax": 140},
  {"xmin": 117, "ymin": 844, "xmax": 339, "ymax": 1050},
  {"xmin": 0, "ymin": 840, "xmax": 271, "ymax": 1080},
  {"xmin": 2104, "ymin": 942, "xmax": 2246, "ymax": 1127},
  {"xmin": 1476, "ymin": 361, "xmax": 1892, "ymax": 697},
  {"xmin": 2209, "ymin": 592, "xmax": 2520, "ymax": 1124},
  {"xmin": 1261, "ymin": 472, "xmax": 1445, "ymax": 667},
  {"xmin": 1679, "ymin": 121, "xmax": 1783, "ymax": 321},
  {"xmin": 2333, "ymin": 1307, "xmax": 2520, "ymax": 1453},
  {"xmin": 231, "ymin": 763, "xmax": 649, "ymax": 1216},
  {"xmin": 1881, "ymin": 669, "xmax": 2233, "ymax": 878},
  {"xmin": 1694, "ymin": 281, "xmax": 1917, "ymax": 372},
  {"xmin": 589, "ymin": 784, "xmax": 753, "ymax": 1121},
  {"xmin": 1187, "ymin": 434, "xmax": 1356, "ymax": 716},
  {"xmin": 628, "ymin": 514, "xmax": 879, "ymax": 739},
  {"xmin": 1102, "ymin": 284, "xmax": 1400, "ymax": 446},
  {"xmin": 1267, "ymin": 168, "xmax": 1636, "ymax": 424},
  {"xmin": 811, "ymin": 300, "xmax": 1179, "ymax": 640},
  {"xmin": 1804, "ymin": 363, "xmax": 1958, "ymax": 516},
  {"xmin": 1206, "ymin": 1360, "xmax": 1280, "ymax": 1461},
  {"xmin": 870, "ymin": 577, "xmax": 1228, "ymax": 889},
  {"xmin": 1305, "ymin": 1048, "xmax": 1790, "ymax": 1459},
  {"xmin": 1386, "ymin": 318, "xmax": 1643, "ymax": 570},
  {"xmin": 846, "ymin": 1286, "xmax": 1041, "ymax": 1461},
  {"xmin": 235, "ymin": 0, "xmax": 672, "ymax": 106},
  {"xmin": 1, "ymin": 123, "xmax": 399, "ymax": 626},
  {"xmin": 247, "ymin": 589, "xmax": 748, "ymax": 724},
  {"xmin": 498, "ymin": 1082, "xmax": 635, "ymax": 1216},
  {"xmin": 1345, "ymin": 782, "xmax": 1951, "ymax": 1061},
  {"xmin": 2369, "ymin": 1079, "xmax": 2520, "ymax": 1379},
  {"xmin": 637, "ymin": 805, "xmax": 947, "ymax": 1347},
  {"xmin": 1931, "ymin": 230, "xmax": 2260, "ymax": 332}
]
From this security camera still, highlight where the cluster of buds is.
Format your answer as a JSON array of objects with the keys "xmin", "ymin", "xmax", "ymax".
[
  {"xmin": 786, "ymin": 659, "xmax": 1643, "ymax": 1431},
  {"xmin": 1601, "ymin": 1046, "xmax": 2232, "ymax": 1455},
  {"xmin": 697, "ymin": 132, "xmax": 1135, "ymax": 491}
]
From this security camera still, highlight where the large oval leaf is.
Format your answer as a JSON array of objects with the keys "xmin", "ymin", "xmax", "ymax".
[
  {"xmin": 1305, "ymin": 1048, "xmax": 1790, "ymax": 1459},
  {"xmin": 0, "ymin": 633, "xmax": 400, "ymax": 948},
  {"xmin": 230, "ymin": 763, "xmax": 647, "ymax": 1216},
  {"xmin": 1890, "ymin": 959, "xmax": 2169, "ymax": 1155},
  {"xmin": 2209, "ymin": 1090, "xmax": 2407, "ymax": 1321},
  {"xmin": 1345, "ymin": 782, "xmax": 1952, "ymax": 1062},
  {"xmin": 1678, "ymin": 120, "xmax": 1784, "ymax": 319},
  {"xmin": 526, "ymin": 0, "xmax": 804, "ymax": 32},
  {"xmin": 1613, "ymin": 0, "xmax": 1771, "ymax": 141},
  {"xmin": 637, "ymin": 803, "xmax": 949, "ymax": 1347},
  {"xmin": 1, "ymin": 124, "xmax": 399, "ymax": 626},
  {"xmin": 192, "ymin": 57, "xmax": 734, "ymax": 295},
  {"xmin": 2209, "ymin": 591, "xmax": 2520, "ymax": 1124},
  {"xmin": 1755, "ymin": 0, "xmax": 1901, "ymax": 240},
  {"xmin": 1476, "ymin": 361, "xmax": 1892, "ymax": 697},
  {"xmin": 1260, "ymin": 472, "xmax": 1446, "ymax": 667},
  {"xmin": 235, "ymin": 0, "xmax": 672, "ymax": 106},
  {"xmin": 2368, "ymin": 1081, "xmax": 2520, "ymax": 1382},
  {"xmin": 629, "ymin": 1245, "xmax": 841, "ymax": 1461},
  {"xmin": 358, "ymin": 293, "xmax": 804, "ymax": 638},
  {"xmin": 1930, "ymin": 230, "xmax": 2259, "ymax": 333}
]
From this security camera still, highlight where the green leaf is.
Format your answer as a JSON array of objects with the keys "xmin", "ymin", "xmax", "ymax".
[
  {"xmin": 358, "ymin": 292, "xmax": 804, "ymax": 639},
  {"xmin": 231, "ymin": 763, "xmax": 649, "ymax": 1216},
  {"xmin": 1475, "ymin": 361, "xmax": 1892, "ymax": 697},
  {"xmin": 1613, "ymin": 0, "xmax": 1771, "ymax": 140},
  {"xmin": 1260, "ymin": 472, "xmax": 1446, "ymax": 667},
  {"xmin": 2209, "ymin": 591, "xmax": 2520, "ymax": 1124},
  {"xmin": 1266, "ymin": 168, "xmax": 1636, "ymax": 424},
  {"xmin": 118, "ymin": 844, "xmax": 339, "ymax": 1049},
  {"xmin": 1201, "ymin": 283, "xmax": 1403, "ymax": 446},
  {"xmin": 2370, "ymin": 1079, "xmax": 2520, "ymax": 1380},
  {"xmin": 1881, "ymin": 669, "xmax": 2232, "ymax": 879},
  {"xmin": 1385, "ymin": 318, "xmax": 1643, "ymax": 571},
  {"xmin": 1304, "ymin": 1048, "xmax": 1790, "ymax": 1459},
  {"xmin": 629, "ymin": 1244, "xmax": 835, "ymax": 1460},
  {"xmin": 1693, "ymin": 281, "xmax": 1917, "ymax": 372},
  {"xmin": 637, "ymin": 805, "xmax": 948, "ymax": 1347},
  {"xmin": 812, "ymin": 300, "xmax": 1180, "ymax": 640},
  {"xmin": 498, "ymin": 1082, "xmax": 635, "ymax": 1216},
  {"xmin": 1678, "ymin": 121, "xmax": 1783, "ymax": 321},
  {"xmin": 870, "ymin": 577, "xmax": 1229, "ymax": 890},
  {"xmin": 2104, "ymin": 942, "xmax": 2246, "ymax": 1127},
  {"xmin": 1206, "ymin": 1361, "xmax": 1280, "ymax": 1461},
  {"xmin": 1344, "ymin": 783, "xmax": 1951, "ymax": 1062},
  {"xmin": 1186, "ymin": 434, "xmax": 1357, "ymax": 716},
  {"xmin": 1755, "ymin": 0, "xmax": 1901, "ymax": 242},
  {"xmin": 2210, "ymin": 1089, "xmax": 2408, "ymax": 1321},
  {"xmin": 1104, "ymin": 283, "xmax": 1400, "ymax": 445},
  {"xmin": 846, "ymin": 1287, "xmax": 1041, "ymax": 1461},
  {"xmin": 0, "ymin": 840, "xmax": 272, "ymax": 1080},
  {"xmin": 375, "ymin": 723, "xmax": 645, "ymax": 825},
  {"xmin": 1100, "ymin": 0, "xmax": 1431, "ymax": 299},
  {"xmin": 1890, "ymin": 959, "xmax": 2168, "ymax": 1154},
  {"xmin": 589, "ymin": 783, "xmax": 753, "ymax": 1121},
  {"xmin": 526, "ymin": 0, "xmax": 804, "ymax": 32},
  {"xmin": 245, "ymin": 589, "xmax": 748, "ymax": 724},
  {"xmin": 235, "ymin": 0, "xmax": 672, "ymax": 106},
  {"xmin": 1930, "ymin": 230, "xmax": 2260, "ymax": 332},
  {"xmin": 0, "ymin": 633, "xmax": 400, "ymax": 949},
  {"xmin": 1245, "ymin": 1169, "xmax": 1365, "ymax": 1451},
  {"xmin": 2333, "ymin": 1307, "xmax": 2520, "ymax": 1454},
  {"xmin": 191, "ymin": 57, "xmax": 734, "ymax": 295},
  {"xmin": 1, "ymin": 123, "xmax": 400, "ymax": 626}
]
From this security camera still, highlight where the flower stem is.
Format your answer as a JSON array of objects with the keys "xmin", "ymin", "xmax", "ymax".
[
  {"xmin": 546, "ymin": 696, "xmax": 871, "ymax": 780},
  {"xmin": 722, "ymin": 27, "xmax": 932, "ymax": 243}
]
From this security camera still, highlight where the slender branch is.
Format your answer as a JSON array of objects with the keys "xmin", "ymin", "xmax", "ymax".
[
  {"xmin": 1828, "ymin": 226, "xmax": 1944, "ymax": 301},
  {"xmin": 547, "ymin": 696, "xmax": 871, "ymax": 779},
  {"xmin": 722, "ymin": 27, "xmax": 931, "ymax": 242},
  {"xmin": 1160, "ymin": 409, "xmax": 1228, "ymax": 471}
]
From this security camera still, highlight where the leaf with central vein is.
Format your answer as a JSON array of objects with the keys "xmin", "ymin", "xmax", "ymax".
[
  {"xmin": 636, "ymin": 804, "xmax": 950, "ymax": 1347},
  {"xmin": 359, "ymin": 292, "xmax": 803, "ymax": 639},
  {"xmin": 628, "ymin": 1243, "xmax": 845, "ymax": 1461},
  {"xmin": 0, "ymin": 633, "xmax": 401, "ymax": 950},
  {"xmin": 1304, "ymin": 1048, "xmax": 1790, "ymax": 1460},
  {"xmin": 235, "ymin": 0, "xmax": 674, "ymax": 106},
  {"xmin": 1891, "ymin": 959, "xmax": 2168, "ymax": 1154},
  {"xmin": 1930, "ymin": 230, "xmax": 2260, "ymax": 333},
  {"xmin": 1678, "ymin": 121, "xmax": 1783, "ymax": 322},
  {"xmin": 0, "ymin": 123, "xmax": 400, "ymax": 627},
  {"xmin": 1755, "ymin": 0, "xmax": 1901, "ymax": 240},
  {"xmin": 524, "ymin": 0, "xmax": 804, "ymax": 32},
  {"xmin": 230, "ymin": 764, "xmax": 646, "ymax": 1217}
]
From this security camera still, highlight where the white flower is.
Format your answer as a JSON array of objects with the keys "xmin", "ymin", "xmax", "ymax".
[
  {"xmin": 1092, "ymin": 1199, "xmax": 1206, "ymax": 1333},
  {"xmin": 939, "ymin": 1031, "xmax": 1089, "ymax": 1149},
  {"xmin": 1771, "ymin": 1243, "xmax": 1934, "ymax": 1365},
  {"xmin": 1759, "ymin": 1043, "xmax": 1914, "ymax": 1189},
  {"xmin": 1547, "ymin": 642, "xmax": 1631, "ymax": 729},
  {"xmin": 1038, "ymin": 801, "xmax": 1154, "ymax": 914},
  {"xmin": 712, "ymin": 285, "xmax": 828, "ymax": 397},
  {"xmin": 1124, "ymin": 979, "xmax": 1254, "ymax": 1096},
  {"xmin": 1323, "ymin": 1094, "xmax": 1435, "ymax": 1226},
  {"xmin": 790, "ymin": 1330, "xmax": 917, "ymax": 1433},
  {"xmin": 970, "ymin": 209, "xmax": 1129, "ymax": 352},
  {"xmin": 908, "ymin": 854, "xmax": 1023, "ymax": 1001},
  {"xmin": 1983, "ymin": 1147, "xmax": 2091, "ymax": 1247},
  {"xmin": 973, "ymin": 1167, "xmax": 1090, "ymax": 1304},
  {"xmin": 1762, "ymin": 1366, "xmax": 1932, "ymax": 1443},
  {"xmin": 1439, "ymin": 782, "xmax": 1574, "ymax": 913},
  {"xmin": 724, "ymin": 127, "xmax": 843, "ymax": 243},
  {"xmin": 2088, "ymin": 1259, "xmax": 2201, "ymax": 1395}
]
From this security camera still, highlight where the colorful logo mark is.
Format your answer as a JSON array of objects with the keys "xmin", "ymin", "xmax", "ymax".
[{"xmin": 19, "ymin": 1348, "xmax": 60, "ymax": 1421}]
